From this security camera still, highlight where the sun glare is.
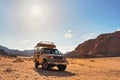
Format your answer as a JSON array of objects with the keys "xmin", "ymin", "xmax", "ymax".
[{"xmin": 30, "ymin": 5, "xmax": 42, "ymax": 17}]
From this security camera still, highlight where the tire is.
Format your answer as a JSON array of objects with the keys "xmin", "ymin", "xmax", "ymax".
[
  {"xmin": 35, "ymin": 62, "xmax": 39, "ymax": 68},
  {"xmin": 57, "ymin": 65, "xmax": 66, "ymax": 71},
  {"xmin": 42, "ymin": 61, "xmax": 50, "ymax": 70}
]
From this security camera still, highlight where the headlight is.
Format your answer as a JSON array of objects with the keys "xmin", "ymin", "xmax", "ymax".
[
  {"xmin": 62, "ymin": 57, "xmax": 66, "ymax": 60},
  {"xmin": 48, "ymin": 56, "xmax": 54, "ymax": 59}
]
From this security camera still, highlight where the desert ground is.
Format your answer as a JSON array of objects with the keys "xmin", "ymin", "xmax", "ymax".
[{"xmin": 0, "ymin": 56, "xmax": 120, "ymax": 80}]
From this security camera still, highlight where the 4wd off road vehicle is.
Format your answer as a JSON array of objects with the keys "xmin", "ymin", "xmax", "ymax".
[{"xmin": 33, "ymin": 41, "xmax": 68, "ymax": 71}]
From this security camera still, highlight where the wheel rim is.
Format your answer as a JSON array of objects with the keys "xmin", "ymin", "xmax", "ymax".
[
  {"xmin": 58, "ymin": 65, "xmax": 66, "ymax": 71},
  {"xmin": 43, "ymin": 62, "xmax": 48, "ymax": 69}
]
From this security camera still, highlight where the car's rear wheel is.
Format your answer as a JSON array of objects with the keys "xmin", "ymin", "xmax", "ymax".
[
  {"xmin": 35, "ymin": 62, "xmax": 39, "ymax": 68},
  {"xmin": 57, "ymin": 65, "xmax": 66, "ymax": 71},
  {"xmin": 42, "ymin": 61, "xmax": 50, "ymax": 70}
]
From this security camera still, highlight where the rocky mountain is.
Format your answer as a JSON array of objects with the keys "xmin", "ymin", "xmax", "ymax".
[
  {"xmin": 66, "ymin": 31, "xmax": 120, "ymax": 58},
  {"xmin": 0, "ymin": 49, "xmax": 8, "ymax": 56},
  {"xmin": 0, "ymin": 45, "xmax": 34, "ymax": 56},
  {"xmin": 23, "ymin": 50, "xmax": 34, "ymax": 56}
]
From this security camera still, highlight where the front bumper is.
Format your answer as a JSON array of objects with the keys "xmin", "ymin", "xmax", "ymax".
[{"xmin": 47, "ymin": 60, "xmax": 68, "ymax": 65}]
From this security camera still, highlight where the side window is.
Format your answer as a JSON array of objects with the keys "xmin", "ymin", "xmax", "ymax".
[
  {"xmin": 44, "ymin": 49, "xmax": 51, "ymax": 54},
  {"xmin": 38, "ymin": 47, "xmax": 41, "ymax": 52},
  {"xmin": 44, "ymin": 49, "xmax": 48, "ymax": 54},
  {"xmin": 41, "ymin": 49, "xmax": 44, "ymax": 54}
]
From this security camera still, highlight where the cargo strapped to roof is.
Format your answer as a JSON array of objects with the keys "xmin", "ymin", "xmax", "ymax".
[{"xmin": 35, "ymin": 41, "xmax": 56, "ymax": 49}]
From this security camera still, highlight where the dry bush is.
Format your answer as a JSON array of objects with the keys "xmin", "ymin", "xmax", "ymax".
[
  {"xmin": 4, "ymin": 68, "xmax": 14, "ymax": 73},
  {"xmin": 70, "ymin": 61, "xmax": 74, "ymax": 64},
  {"xmin": 79, "ymin": 63, "xmax": 85, "ymax": 66},
  {"xmin": 7, "ymin": 56, "xmax": 13, "ymax": 59},
  {"xmin": 90, "ymin": 59, "xmax": 95, "ymax": 62},
  {"xmin": 30, "ymin": 57, "xmax": 33, "ymax": 60},
  {"xmin": 13, "ymin": 58, "xmax": 24, "ymax": 63},
  {"xmin": 22, "ymin": 58, "xmax": 31, "ymax": 61}
]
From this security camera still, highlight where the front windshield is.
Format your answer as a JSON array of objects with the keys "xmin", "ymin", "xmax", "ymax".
[{"xmin": 44, "ymin": 48, "xmax": 59, "ymax": 55}]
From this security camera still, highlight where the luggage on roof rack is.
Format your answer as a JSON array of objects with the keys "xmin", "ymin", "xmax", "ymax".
[{"xmin": 35, "ymin": 41, "xmax": 56, "ymax": 49}]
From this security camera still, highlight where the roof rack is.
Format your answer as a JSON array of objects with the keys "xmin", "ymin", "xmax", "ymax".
[{"xmin": 35, "ymin": 41, "xmax": 56, "ymax": 49}]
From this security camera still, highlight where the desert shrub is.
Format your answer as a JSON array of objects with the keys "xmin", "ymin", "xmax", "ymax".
[
  {"xmin": 23, "ymin": 58, "xmax": 31, "ymax": 61},
  {"xmin": 90, "ymin": 60, "xmax": 95, "ymax": 62},
  {"xmin": 4, "ymin": 68, "xmax": 14, "ymax": 73},
  {"xmin": 79, "ymin": 63, "xmax": 85, "ymax": 66},
  {"xmin": 13, "ymin": 58, "xmax": 24, "ymax": 63}
]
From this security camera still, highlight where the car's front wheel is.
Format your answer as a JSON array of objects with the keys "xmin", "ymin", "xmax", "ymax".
[
  {"xmin": 42, "ymin": 61, "xmax": 50, "ymax": 70},
  {"xmin": 57, "ymin": 65, "xmax": 66, "ymax": 71}
]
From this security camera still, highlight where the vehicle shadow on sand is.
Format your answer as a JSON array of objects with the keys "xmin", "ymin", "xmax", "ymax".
[{"xmin": 33, "ymin": 67, "xmax": 76, "ymax": 77}]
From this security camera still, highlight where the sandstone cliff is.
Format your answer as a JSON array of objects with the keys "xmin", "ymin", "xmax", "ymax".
[{"xmin": 66, "ymin": 31, "xmax": 120, "ymax": 58}]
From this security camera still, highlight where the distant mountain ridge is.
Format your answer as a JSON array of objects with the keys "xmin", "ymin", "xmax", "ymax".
[
  {"xmin": 0, "ymin": 45, "xmax": 34, "ymax": 56},
  {"xmin": 66, "ymin": 31, "xmax": 120, "ymax": 58},
  {"xmin": 0, "ymin": 49, "xmax": 9, "ymax": 56}
]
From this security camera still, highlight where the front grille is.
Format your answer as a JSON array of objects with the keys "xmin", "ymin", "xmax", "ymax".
[
  {"xmin": 54, "ymin": 60, "xmax": 64, "ymax": 62},
  {"xmin": 54, "ymin": 56, "xmax": 63, "ymax": 60}
]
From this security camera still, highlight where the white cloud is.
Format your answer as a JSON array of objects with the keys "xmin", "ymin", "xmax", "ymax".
[
  {"xmin": 81, "ymin": 33, "xmax": 96, "ymax": 41},
  {"xmin": 64, "ymin": 30, "xmax": 73, "ymax": 39},
  {"xmin": 116, "ymin": 28, "xmax": 120, "ymax": 31}
]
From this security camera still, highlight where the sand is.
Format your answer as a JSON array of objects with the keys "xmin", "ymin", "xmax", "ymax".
[{"xmin": 0, "ymin": 56, "xmax": 120, "ymax": 80}]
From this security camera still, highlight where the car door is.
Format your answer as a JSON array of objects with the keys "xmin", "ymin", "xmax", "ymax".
[{"xmin": 38, "ymin": 49, "xmax": 44, "ymax": 64}]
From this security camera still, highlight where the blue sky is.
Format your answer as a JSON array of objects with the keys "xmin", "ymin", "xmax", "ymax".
[{"xmin": 0, "ymin": 0, "xmax": 120, "ymax": 53}]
